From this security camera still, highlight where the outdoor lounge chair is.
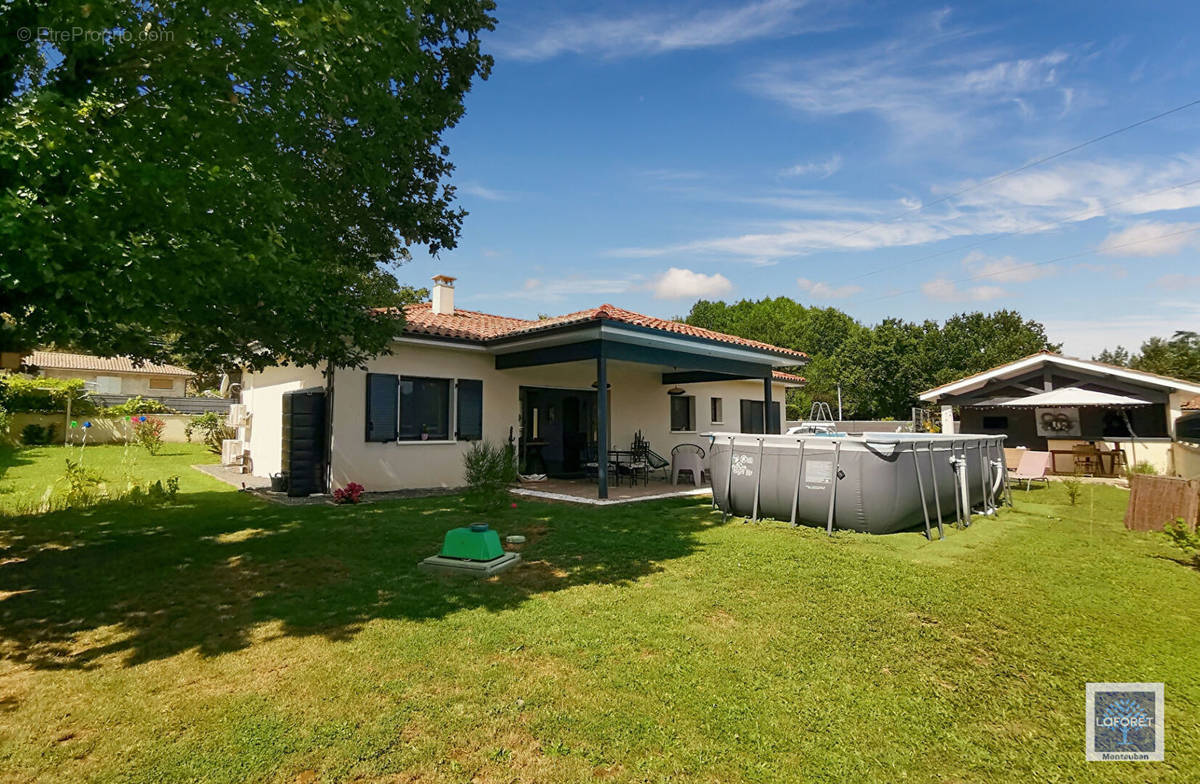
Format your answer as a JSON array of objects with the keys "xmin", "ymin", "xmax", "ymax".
[{"xmin": 1011, "ymin": 450, "xmax": 1052, "ymax": 491}]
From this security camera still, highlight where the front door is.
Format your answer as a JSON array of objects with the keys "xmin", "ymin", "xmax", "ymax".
[{"xmin": 519, "ymin": 387, "xmax": 596, "ymax": 476}]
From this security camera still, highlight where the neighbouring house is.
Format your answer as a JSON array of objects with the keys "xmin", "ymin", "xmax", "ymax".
[
  {"xmin": 22, "ymin": 350, "xmax": 195, "ymax": 399},
  {"xmin": 241, "ymin": 275, "xmax": 807, "ymax": 498},
  {"xmin": 919, "ymin": 352, "xmax": 1200, "ymax": 477}
]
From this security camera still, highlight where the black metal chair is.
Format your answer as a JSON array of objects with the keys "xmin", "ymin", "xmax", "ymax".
[{"xmin": 583, "ymin": 444, "xmax": 620, "ymax": 485}]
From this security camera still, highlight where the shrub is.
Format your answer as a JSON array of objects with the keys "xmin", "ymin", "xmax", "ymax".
[
  {"xmin": 132, "ymin": 416, "xmax": 166, "ymax": 455},
  {"xmin": 1163, "ymin": 519, "xmax": 1200, "ymax": 569},
  {"xmin": 126, "ymin": 476, "xmax": 181, "ymax": 506},
  {"xmin": 463, "ymin": 440, "xmax": 517, "ymax": 509},
  {"xmin": 184, "ymin": 411, "xmax": 235, "ymax": 454},
  {"xmin": 104, "ymin": 396, "xmax": 174, "ymax": 418},
  {"xmin": 0, "ymin": 375, "xmax": 94, "ymax": 413},
  {"xmin": 333, "ymin": 482, "xmax": 365, "ymax": 504},
  {"xmin": 0, "ymin": 405, "xmax": 10, "ymax": 441},
  {"xmin": 1061, "ymin": 477, "xmax": 1083, "ymax": 506},
  {"xmin": 1129, "ymin": 461, "xmax": 1158, "ymax": 476},
  {"xmin": 21, "ymin": 423, "xmax": 57, "ymax": 445},
  {"xmin": 61, "ymin": 457, "xmax": 104, "ymax": 508}
]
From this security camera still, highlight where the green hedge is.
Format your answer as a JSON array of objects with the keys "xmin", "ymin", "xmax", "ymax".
[
  {"xmin": 101, "ymin": 396, "xmax": 175, "ymax": 417},
  {"xmin": 0, "ymin": 375, "xmax": 96, "ymax": 414}
]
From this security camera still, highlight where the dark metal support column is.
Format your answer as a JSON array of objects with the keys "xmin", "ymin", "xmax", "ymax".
[
  {"xmin": 763, "ymin": 376, "xmax": 773, "ymax": 433},
  {"xmin": 597, "ymin": 355, "xmax": 609, "ymax": 499}
]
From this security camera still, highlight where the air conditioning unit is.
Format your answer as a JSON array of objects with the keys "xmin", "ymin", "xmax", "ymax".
[
  {"xmin": 221, "ymin": 439, "xmax": 244, "ymax": 466},
  {"xmin": 226, "ymin": 404, "xmax": 248, "ymax": 427}
]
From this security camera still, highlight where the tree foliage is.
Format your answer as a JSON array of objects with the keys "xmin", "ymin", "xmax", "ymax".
[
  {"xmin": 1094, "ymin": 331, "xmax": 1200, "ymax": 382},
  {"xmin": 685, "ymin": 299, "xmax": 1059, "ymax": 419},
  {"xmin": 1, "ymin": 1, "xmax": 495, "ymax": 370}
]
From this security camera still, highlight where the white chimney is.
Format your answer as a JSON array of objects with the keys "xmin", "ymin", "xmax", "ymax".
[{"xmin": 431, "ymin": 275, "xmax": 456, "ymax": 315}]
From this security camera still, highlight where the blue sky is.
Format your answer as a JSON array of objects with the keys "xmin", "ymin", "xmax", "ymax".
[{"xmin": 406, "ymin": 0, "xmax": 1200, "ymax": 357}]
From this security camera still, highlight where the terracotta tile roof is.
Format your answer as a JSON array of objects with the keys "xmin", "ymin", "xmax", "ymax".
[
  {"xmin": 398, "ymin": 303, "xmax": 539, "ymax": 341},
  {"xmin": 772, "ymin": 371, "xmax": 806, "ymax": 384},
  {"xmin": 1184, "ymin": 395, "xmax": 1200, "ymax": 410},
  {"xmin": 400, "ymin": 302, "xmax": 809, "ymax": 360},
  {"xmin": 23, "ymin": 350, "xmax": 195, "ymax": 377}
]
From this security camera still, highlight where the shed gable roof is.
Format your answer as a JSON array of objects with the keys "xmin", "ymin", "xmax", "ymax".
[{"xmin": 919, "ymin": 351, "xmax": 1200, "ymax": 401}]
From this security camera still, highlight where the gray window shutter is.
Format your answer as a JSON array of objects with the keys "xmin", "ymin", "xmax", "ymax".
[
  {"xmin": 456, "ymin": 379, "xmax": 483, "ymax": 441},
  {"xmin": 365, "ymin": 373, "xmax": 398, "ymax": 441}
]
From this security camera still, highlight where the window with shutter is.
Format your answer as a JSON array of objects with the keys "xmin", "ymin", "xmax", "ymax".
[
  {"xmin": 456, "ymin": 379, "xmax": 483, "ymax": 441},
  {"xmin": 365, "ymin": 373, "xmax": 398, "ymax": 441}
]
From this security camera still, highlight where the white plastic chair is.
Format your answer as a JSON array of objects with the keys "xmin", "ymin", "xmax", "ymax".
[{"xmin": 671, "ymin": 444, "xmax": 706, "ymax": 486}]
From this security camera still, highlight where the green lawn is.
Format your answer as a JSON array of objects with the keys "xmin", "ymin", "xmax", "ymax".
[{"xmin": 0, "ymin": 445, "xmax": 1197, "ymax": 782}]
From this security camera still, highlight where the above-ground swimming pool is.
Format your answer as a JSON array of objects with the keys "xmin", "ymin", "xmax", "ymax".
[{"xmin": 706, "ymin": 432, "xmax": 1008, "ymax": 538}]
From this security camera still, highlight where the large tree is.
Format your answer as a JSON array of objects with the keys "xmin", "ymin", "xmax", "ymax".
[
  {"xmin": 684, "ymin": 299, "xmax": 1060, "ymax": 420},
  {"xmin": 1, "ymin": 1, "xmax": 495, "ymax": 369},
  {"xmin": 1095, "ymin": 331, "xmax": 1200, "ymax": 382}
]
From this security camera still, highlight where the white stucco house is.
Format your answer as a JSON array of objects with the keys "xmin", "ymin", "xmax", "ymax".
[{"xmin": 241, "ymin": 276, "xmax": 807, "ymax": 498}]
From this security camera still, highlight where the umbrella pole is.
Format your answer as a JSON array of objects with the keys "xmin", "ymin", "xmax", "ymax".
[{"xmin": 1120, "ymin": 408, "xmax": 1138, "ymax": 474}]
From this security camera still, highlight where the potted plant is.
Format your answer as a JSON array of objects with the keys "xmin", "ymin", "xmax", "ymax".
[{"xmin": 420, "ymin": 424, "xmax": 430, "ymax": 441}]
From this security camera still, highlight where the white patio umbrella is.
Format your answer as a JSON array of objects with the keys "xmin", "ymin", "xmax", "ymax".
[
  {"xmin": 997, "ymin": 386, "xmax": 1152, "ymax": 469},
  {"xmin": 994, "ymin": 387, "xmax": 1152, "ymax": 408}
]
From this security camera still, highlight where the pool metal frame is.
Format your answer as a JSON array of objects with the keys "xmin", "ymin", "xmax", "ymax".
[{"xmin": 710, "ymin": 432, "xmax": 1011, "ymax": 540}]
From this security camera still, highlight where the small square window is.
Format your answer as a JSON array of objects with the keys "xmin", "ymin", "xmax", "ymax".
[{"xmin": 710, "ymin": 397, "xmax": 723, "ymax": 424}]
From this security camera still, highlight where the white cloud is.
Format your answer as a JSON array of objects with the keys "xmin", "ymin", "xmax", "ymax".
[
  {"xmin": 1098, "ymin": 221, "xmax": 1200, "ymax": 257},
  {"xmin": 651, "ymin": 267, "xmax": 733, "ymax": 299},
  {"xmin": 746, "ymin": 11, "xmax": 1074, "ymax": 143},
  {"xmin": 780, "ymin": 154, "xmax": 842, "ymax": 179},
  {"xmin": 1073, "ymin": 262, "xmax": 1128, "ymax": 279},
  {"xmin": 1154, "ymin": 273, "xmax": 1200, "ymax": 288},
  {"xmin": 921, "ymin": 278, "xmax": 1005, "ymax": 302},
  {"xmin": 608, "ymin": 153, "xmax": 1200, "ymax": 264},
  {"xmin": 960, "ymin": 250, "xmax": 1051, "ymax": 283},
  {"xmin": 493, "ymin": 0, "xmax": 839, "ymax": 61},
  {"xmin": 460, "ymin": 183, "xmax": 517, "ymax": 202},
  {"xmin": 797, "ymin": 277, "xmax": 861, "ymax": 299},
  {"xmin": 498, "ymin": 275, "xmax": 636, "ymax": 302}
]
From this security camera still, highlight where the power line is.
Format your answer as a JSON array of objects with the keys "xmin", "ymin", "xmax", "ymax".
[
  {"xmin": 845, "ymin": 175, "xmax": 1200, "ymax": 283},
  {"xmin": 855, "ymin": 223, "xmax": 1200, "ymax": 305},
  {"xmin": 821, "ymin": 96, "xmax": 1200, "ymax": 249}
]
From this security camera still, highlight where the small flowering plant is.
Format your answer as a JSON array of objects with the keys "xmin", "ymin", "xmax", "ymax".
[{"xmin": 333, "ymin": 481, "xmax": 365, "ymax": 504}]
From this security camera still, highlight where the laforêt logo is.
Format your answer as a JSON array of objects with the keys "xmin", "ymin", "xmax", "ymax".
[{"xmin": 1086, "ymin": 682, "xmax": 1164, "ymax": 762}]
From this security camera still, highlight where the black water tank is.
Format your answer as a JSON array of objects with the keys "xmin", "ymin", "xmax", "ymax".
[{"xmin": 282, "ymin": 387, "xmax": 327, "ymax": 497}]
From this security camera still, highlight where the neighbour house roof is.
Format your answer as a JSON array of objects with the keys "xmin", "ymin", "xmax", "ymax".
[
  {"xmin": 918, "ymin": 351, "xmax": 1200, "ymax": 401},
  {"xmin": 22, "ymin": 350, "xmax": 195, "ymax": 377},
  {"xmin": 399, "ymin": 302, "xmax": 809, "ymax": 361}
]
